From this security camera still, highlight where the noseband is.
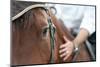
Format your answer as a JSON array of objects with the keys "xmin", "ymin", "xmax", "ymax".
[{"xmin": 12, "ymin": 4, "xmax": 56, "ymax": 63}]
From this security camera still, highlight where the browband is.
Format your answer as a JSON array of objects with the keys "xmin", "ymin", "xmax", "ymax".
[{"xmin": 12, "ymin": 4, "xmax": 47, "ymax": 21}]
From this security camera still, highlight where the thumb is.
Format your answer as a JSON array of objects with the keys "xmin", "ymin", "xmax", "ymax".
[{"xmin": 63, "ymin": 36, "xmax": 69, "ymax": 42}]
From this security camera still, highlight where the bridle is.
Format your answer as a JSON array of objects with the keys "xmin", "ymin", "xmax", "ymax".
[
  {"xmin": 12, "ymin": 4, "xmax": 56, "ymax": 63},
  {"xmin": 48, "ymin": 14, "xmax": 56, "ymax": 63}
]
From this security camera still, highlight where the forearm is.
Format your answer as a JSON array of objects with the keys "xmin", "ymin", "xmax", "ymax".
[{"xmin": 73, "ymin": 28, "xmax": 89, "ymax": 48}]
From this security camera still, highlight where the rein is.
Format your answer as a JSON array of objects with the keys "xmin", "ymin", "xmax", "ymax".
[{"xmin": 12, "ymin": 4, "xmax": 56, "ymax": 63}]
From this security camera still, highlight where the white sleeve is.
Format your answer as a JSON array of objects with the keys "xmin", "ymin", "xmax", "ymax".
[{"xmin": 80, "ymin": 6, "xmax": 95, "ymax": 35}]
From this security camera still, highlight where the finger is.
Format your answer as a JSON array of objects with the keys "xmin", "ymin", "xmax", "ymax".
[
  {"xmin": 59, "ymin": 47, "xmax": 67, "ymax": 54},
  {"xmin": 63, "ymin": 36, "xmax": 69, "ymax": 42},
  {"xmin": 63, "ymin": 53, "xmax": 71, "ymax": 61},
  {"xmin": 60, "ymin": 44, "xmax": 67, "ymax": 49},
  {"xmin": 60, "ymin": 51, "xmax": 68, "ymax": 58}
]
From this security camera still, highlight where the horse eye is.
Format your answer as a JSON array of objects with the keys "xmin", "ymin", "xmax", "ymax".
[{"xmin": 42, "ymin": 27, "xmax": 49, "ymax": 37}]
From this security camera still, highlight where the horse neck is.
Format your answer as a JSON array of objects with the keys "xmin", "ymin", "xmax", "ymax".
[{"xmin": 49, "ymin": 12, "xmax": 74, "ymax": 41}]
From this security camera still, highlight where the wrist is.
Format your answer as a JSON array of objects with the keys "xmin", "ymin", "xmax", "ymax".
[{"xmin": 73, "ymin": 41, "xmax": 79, "ymax": 53}]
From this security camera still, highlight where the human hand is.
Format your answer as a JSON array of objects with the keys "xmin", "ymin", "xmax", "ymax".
[{"xmin": 59, "ymin": 36, "xmax": 74, "ymax": 61}]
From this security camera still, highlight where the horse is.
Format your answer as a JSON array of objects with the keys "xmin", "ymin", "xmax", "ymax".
[{"xmin": 11, "ymin": 3, "xmax": 91, "ymax": 66}]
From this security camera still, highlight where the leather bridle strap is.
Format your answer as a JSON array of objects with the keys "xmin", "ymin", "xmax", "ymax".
[
  {"xmin": 12, "ymin": 4, "xmax": 47, "ymax": 21},
  {"xmin": 48, "ymin": 16, "xmax": 55, "ymax": 63}
]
